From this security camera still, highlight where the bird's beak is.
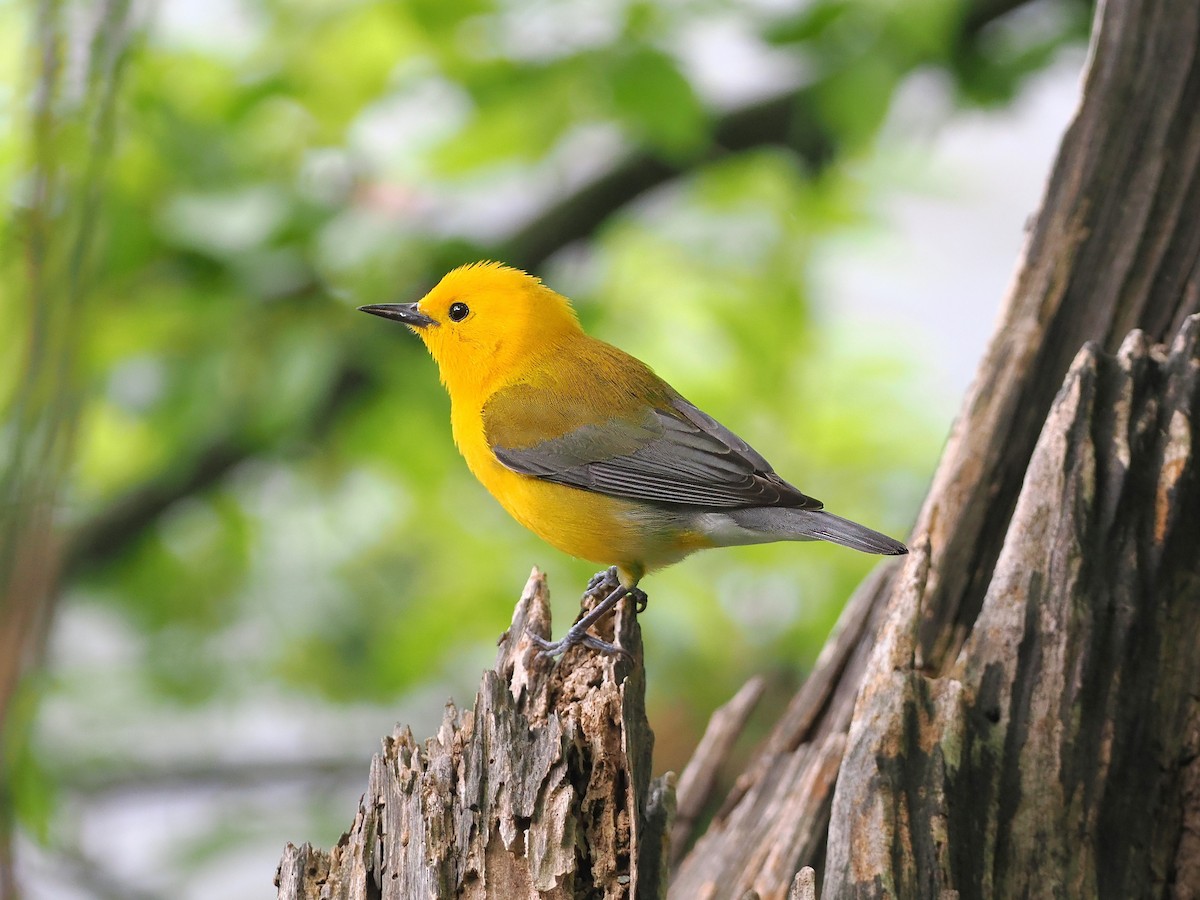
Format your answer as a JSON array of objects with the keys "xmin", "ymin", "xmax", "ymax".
[{"xmin": 357, "ymin": 302, "xmax": 439, "ymax": 328}]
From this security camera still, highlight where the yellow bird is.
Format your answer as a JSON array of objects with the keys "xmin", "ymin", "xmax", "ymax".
[{"xmin": 360, "ymin": 262, "xmax": 906, "ymax": 656}]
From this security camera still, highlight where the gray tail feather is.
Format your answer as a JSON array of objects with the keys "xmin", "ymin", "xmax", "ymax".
[{"xmin": 728, "ymin": 507, "xmax": 908, "ymax": 556}]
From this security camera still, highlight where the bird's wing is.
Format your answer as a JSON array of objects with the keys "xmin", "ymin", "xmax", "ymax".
[{"xmin": 483, "ymin": 380, "xmax": 823, "ymax": 510}]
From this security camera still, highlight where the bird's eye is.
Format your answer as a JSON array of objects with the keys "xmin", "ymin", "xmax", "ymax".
[{"xmin": 448, "ymin": 302, "xmax": 469, "ymax": 322}]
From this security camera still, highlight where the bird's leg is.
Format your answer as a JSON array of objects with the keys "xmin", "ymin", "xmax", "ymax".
[{"xmin": 527, "ymin": 581, "xmax": 633, "ymax": 659}]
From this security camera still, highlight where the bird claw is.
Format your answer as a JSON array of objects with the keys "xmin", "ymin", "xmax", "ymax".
[
  {"xmin": 525, "ymin": 625, "xmax": 632, "ymax": 661},
  {"xmin": 585, "ymin": 566, "xmax": 620, "ymax": 596},
  {"xmin": 524, "ymin": 573, "xmax": 644, "ymax": 661},
  {"xmin": 630, "ymin": 587, "xmax": 648, "ymax": 613},
  {"xmin": 583, "ymin": 568, "xmax": 648, "ymax": 612}
]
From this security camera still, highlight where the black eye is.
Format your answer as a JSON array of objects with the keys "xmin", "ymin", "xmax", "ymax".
[{"xmin": 448, "ymin": 302, "xmax": 469, "ymax": 322}]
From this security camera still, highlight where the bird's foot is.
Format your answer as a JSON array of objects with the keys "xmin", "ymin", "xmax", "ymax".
[
  {"xmin": 629, "ymin": 586, "xmax": 648, "ymax": 613},
  {"xmin": 525, "ymin": 579, "xmax": 636, "ymax": 660},
  {"xmin": 583, "ymin": 567, "xmax": 648, "ymax": 613},
  {"xmin": 526, "ymin": 627, "xmax": 631, "ymax": 660},
  {"xmin": 585, "ymin": 566, "xmax": 620, "ymax": 597}
]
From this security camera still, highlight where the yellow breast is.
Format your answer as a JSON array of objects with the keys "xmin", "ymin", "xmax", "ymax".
[{"xmin": 449, "ymin": 398, "xmax": 706, "ymax": 582}]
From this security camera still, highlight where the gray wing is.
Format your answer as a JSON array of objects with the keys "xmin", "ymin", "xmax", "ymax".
[{"xmin": 485, "ymin": 391, "xmax": 823, "ymax": 511}]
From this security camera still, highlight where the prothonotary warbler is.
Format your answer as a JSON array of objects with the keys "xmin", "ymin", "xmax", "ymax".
[{"xmin": 360, "ymin": 261, "xmax": 907, "ymax": 656}]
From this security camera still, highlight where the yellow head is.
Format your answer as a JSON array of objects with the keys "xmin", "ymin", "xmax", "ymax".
[{"xmin": 359, "ymin": 261, "xmax": 582, "ymax": 395}]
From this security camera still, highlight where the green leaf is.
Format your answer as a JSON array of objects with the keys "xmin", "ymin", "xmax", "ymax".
[
  {"xmin": 607, "ymin": 48, "xmax": 707, "ymax": 159},
  {"xmin": 813, "ymin": 53, "xmax": 900, "ymax": 150},
  {"xmin": 765, "ymin": 0, "xmax": 855, "ymax": 45},
  {"xmin": 432, "ymin": 64, "xmax": 583, "ymax": 172},
  {"xmin": 882, "ymin": 0, "xmax": 965, "ymax": 62},
  {"xmin": 280, "ymin": 4, "xmax": 421, "ymax": 136}
]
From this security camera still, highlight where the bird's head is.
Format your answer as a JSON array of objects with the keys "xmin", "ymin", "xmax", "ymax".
[{"xmin": 359, "ymin": 261, "xmax": 582, "ymax": 395}]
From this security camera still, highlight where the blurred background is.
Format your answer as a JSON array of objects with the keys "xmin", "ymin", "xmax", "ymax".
[{"xmin": 0, "ymin": 0, "xmax": 1091, "ymax": 896}]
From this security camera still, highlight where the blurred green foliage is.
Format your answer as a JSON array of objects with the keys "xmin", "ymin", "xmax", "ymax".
[{"xmin": 0, "ymin": 0, "xmax": 1089, "ymax": 893}]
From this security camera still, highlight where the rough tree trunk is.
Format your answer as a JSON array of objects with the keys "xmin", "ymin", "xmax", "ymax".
[
  {"xmin": 277, "ymin": 0, "xmax": 1200, "ymax": 894},
  {"xmin": 825, "ymin": 321, "xmax": 1200, "ymax": 898}
]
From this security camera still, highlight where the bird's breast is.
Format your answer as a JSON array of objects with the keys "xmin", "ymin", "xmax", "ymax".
[{"xmin": 449, "ymin": 398, "xmax": 710, "ymax": 576}]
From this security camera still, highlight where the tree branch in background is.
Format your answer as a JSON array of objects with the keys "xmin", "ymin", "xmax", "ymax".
[
  {"xmin": 66, "ymin": 0, "xmax": 1065, "ymax": 579},
  {"xmin": 66, "ymin": 364, "xmax": 372, "ymax": 573},
  {"xmin": 495, "ymin": 92, "xmax": 836, "ymax": 271}
]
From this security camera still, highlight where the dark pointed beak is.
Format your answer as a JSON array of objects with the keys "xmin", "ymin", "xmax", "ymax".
[{"xmin": 357, "ymin": 302, "xmax": 438, "ymax": 328}]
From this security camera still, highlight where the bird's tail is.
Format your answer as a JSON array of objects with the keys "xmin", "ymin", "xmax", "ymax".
[{"xmin": 726, "ymin": 507, "xmax": 908, "ymax": 556}]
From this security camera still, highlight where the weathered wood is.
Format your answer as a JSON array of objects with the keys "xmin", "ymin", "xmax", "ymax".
[
  {"xmin": 790, "ymin": 867, "xmax": 817, "ymax": 900},
  {"xmin": 275, "ymin": 570, "xmax": 669, "ymax": 899},
  {"xmin": 668, "ymin": 566, "xmax": 898, "ymax": 900},
  {"xmin": 277, "ymin": 843, "xmax": 330, "ymax": 900},
  {"xmin": 825, "ymin": 318, "xmax": 1200, "ymax": 897},
  {"xmin": 669, "ymin": 676, "xmax": 764, "ymax": 867}
]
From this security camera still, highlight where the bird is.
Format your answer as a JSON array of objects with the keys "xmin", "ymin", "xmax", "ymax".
[{"xmin": 359, "ymin": 261, "xmax": 907, "ymax": 657}]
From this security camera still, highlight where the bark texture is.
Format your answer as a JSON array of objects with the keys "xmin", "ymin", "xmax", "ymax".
[
  {"xmin": 825, "ymin": 320, "xmax": 1200, "ymax": 898},
  {"xmin": 276, "ymin": 571, "xmax": 671, "ymax": 899},
  {"xmin": 278, "ymin": 0, "xmax": 1200, "ymax": 895}
]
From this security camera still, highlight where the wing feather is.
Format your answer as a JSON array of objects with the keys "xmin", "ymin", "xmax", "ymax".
[{"xmin": 484, "ymin": 377, "xmax": 821, "ymax": 511}]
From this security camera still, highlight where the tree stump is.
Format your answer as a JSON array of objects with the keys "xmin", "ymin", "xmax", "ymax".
[{"xmin": 276, "ymin": 571, "xmax": 671, "ymax": 899}]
